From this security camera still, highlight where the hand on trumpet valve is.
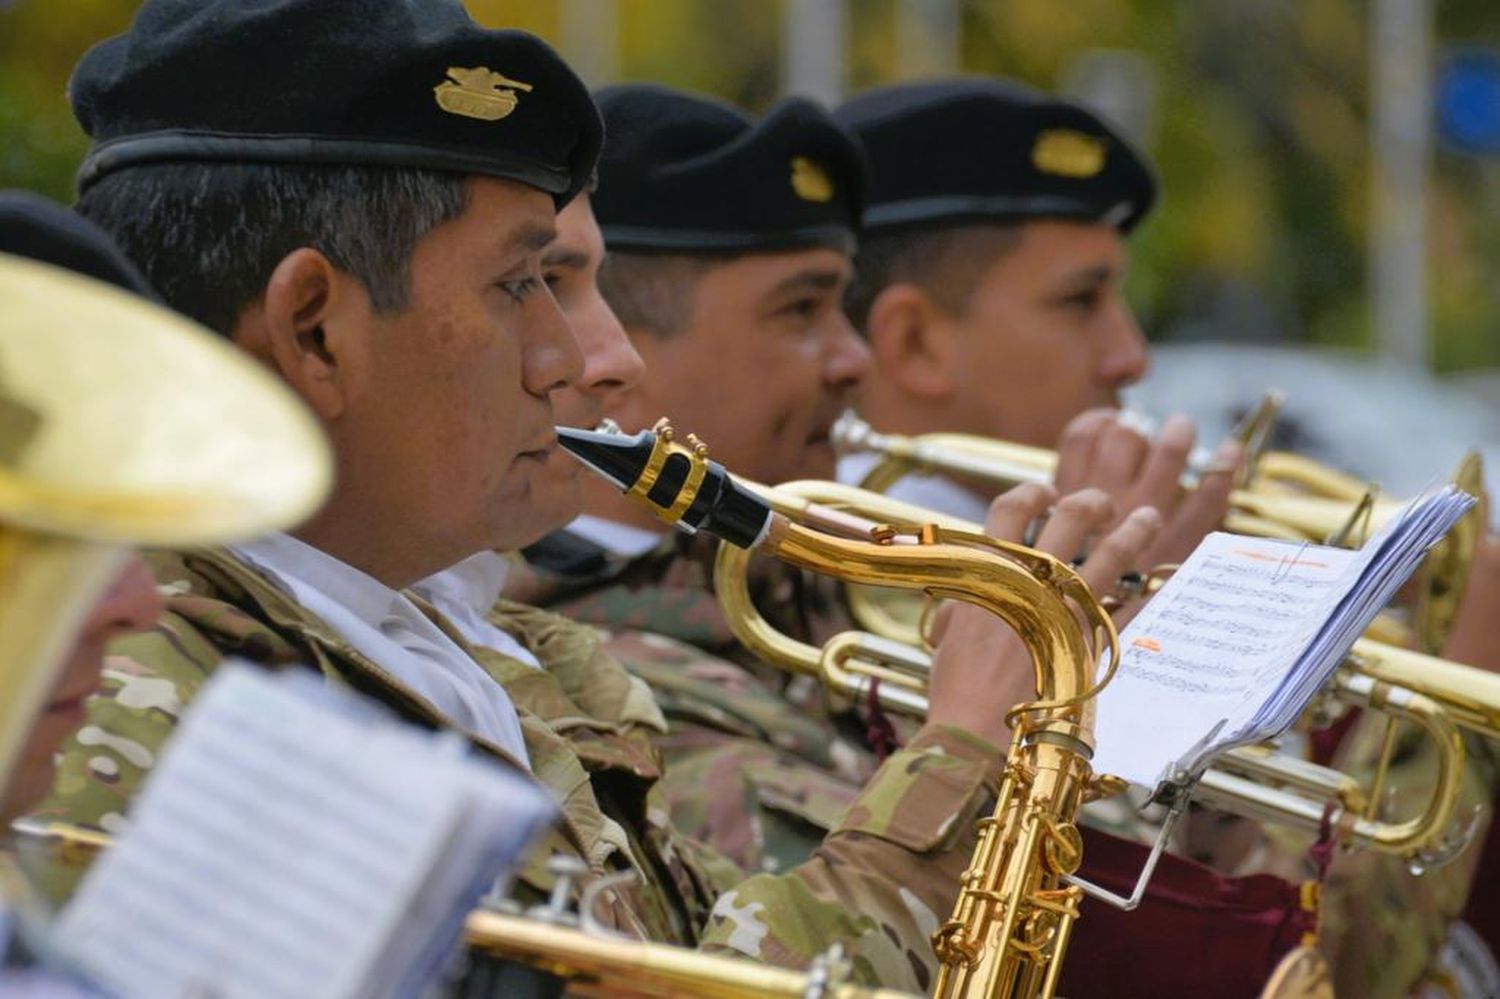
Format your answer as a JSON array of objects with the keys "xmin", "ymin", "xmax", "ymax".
[
  {"xmin": 1055, "ymin": 409, "xmax": 1244, "ymax": 572},
  {"xmin": 925, "ymin": 482, "xmax": 1162, "ymax": 746}
]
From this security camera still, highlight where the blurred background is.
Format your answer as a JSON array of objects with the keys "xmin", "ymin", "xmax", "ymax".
[{"xmin": 2, "ymin": 0, "xmax": 1499, "ymax": 494}]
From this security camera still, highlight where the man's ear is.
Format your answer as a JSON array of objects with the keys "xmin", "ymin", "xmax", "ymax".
[
  {"xmin": 249, "ymin": 248, "xmax": 363, "ymax": 421},
  {"xmin": 865, "ymin": 282, "xmax": 957, "ymax": 399}
]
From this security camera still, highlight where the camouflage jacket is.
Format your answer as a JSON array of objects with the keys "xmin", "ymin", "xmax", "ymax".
[
  {"xmin": 509, "ymin": 529, "xmax": 879, "ymax": 874},
  {"xmin": 38, "ymin": 545, "xmax": 1006, "ymax": 992}
]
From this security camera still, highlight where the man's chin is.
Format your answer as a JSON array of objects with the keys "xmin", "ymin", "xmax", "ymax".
[{"xmin": 496, "ymin": 476, "xmax": 583, "ymax": 550}]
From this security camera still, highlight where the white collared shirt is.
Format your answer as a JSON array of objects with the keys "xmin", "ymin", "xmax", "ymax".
[
  {"xmin": 409, "ymin": 552, "xmax": 541, "ymax": 669},
  {"xmin": 836, "ymin": 453, "xmax": 993, "ymax": 523},
  {"xmin": 230, "ymin": 533, "xmax": 530, "ymax": 767},
  {"xmin": 566, "ymin": 514, "xmax": 665, "ymax": 558}
]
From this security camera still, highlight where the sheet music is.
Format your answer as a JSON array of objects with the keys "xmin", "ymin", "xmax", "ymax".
[
  {"xmin": 54, "ymin": 664, "xmax": 556, "ymax": 999},
  {"xmin": 1092, "ymin": 485, "xmax": 1476, "ymax": 790}
]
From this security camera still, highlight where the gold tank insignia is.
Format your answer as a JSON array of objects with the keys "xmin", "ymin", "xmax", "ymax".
[
  {"xmin": 790, "ymin": 156, "xmax": 835, "ymax": 203},
  {"xmin": 1032, "ymin": 128, "xmax": 1108, "ymax": 178},
  {"xmin": 434, "ymin": 66, "xmax": 534, "ymax": 122}
]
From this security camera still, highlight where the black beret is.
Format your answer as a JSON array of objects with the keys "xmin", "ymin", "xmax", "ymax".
[
  {"xmin": 0, "ymin": 191, "xmax": 154, "ymax": 297},
  {"xmin": 835, "ymin": 78, "xmax": 1158, "ymax": 235},
  {"xmin": 591, "ymin": 84, "xmax": 866, "ymax": 253},
  {"xmin": 69, "ymin": 0, "xmax": 602, "ymax": 206}
]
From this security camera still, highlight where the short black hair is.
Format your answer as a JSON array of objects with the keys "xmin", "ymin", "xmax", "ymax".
[
  {"xmin": 845, "ymin": 222, "xmax": 1023, "ymax": 334},
  {"xmin": 75, "ymin": 162, "xmax": 470, "ymax": 335},
  {"xmin": 596, "ymin": 251, "xmax": 721, "ymax": 338}
]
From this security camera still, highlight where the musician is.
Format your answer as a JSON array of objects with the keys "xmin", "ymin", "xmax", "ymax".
[
  {"xmin": 835, "ymin": 79, "xmax": 1239, "ymax": 572},
  {"xmin": 836, "ymin": 78, "xmax": 1500, "ymax": 997},
  {"xmin": 37, "ymin": 1, "xmax": 1164, "ymax": 990}
]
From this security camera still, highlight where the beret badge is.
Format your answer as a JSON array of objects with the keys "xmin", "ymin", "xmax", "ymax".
[
  {"xmin": 434, "ymin": 66, "xmax": 535, "ymax": 122},
  {"xmin": 790, "ymin": 156, "xmax": 834, "ymax": 203},
  {"xmin": 1031, "ymin": 128, "xmax": 1108, "ymax": 179}
]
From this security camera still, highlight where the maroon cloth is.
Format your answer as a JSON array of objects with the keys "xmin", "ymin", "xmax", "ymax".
[
  {"xmin": 1308, "ymin": 706, "xmax": 1361, "ymax": 767},
  {"xmin": 1058, "ymin": 826, "xmax": 1312, "ymax": 998},
  {"xmin": 1462, "ymin": 822, "xmax": 1500, "ymax": 953}
]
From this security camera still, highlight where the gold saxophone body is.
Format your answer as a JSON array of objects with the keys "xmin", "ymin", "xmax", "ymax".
[{"xmin": 556, "ymin": 419, "xmax": 1124, "ymax": 998}]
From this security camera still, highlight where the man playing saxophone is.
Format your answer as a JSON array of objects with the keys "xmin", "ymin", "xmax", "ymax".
[{"xmin": 35, "ymin": 2, "xmax": 1166, "ymax": 992}]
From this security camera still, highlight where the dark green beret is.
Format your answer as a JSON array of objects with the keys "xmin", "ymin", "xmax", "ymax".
[
  {"xmin": 835, "ymin": 78, "xmax": 1157, "ymax": 235},
  {"xmin": 591, "ymin": 84, "xmax": 866, "ymax": 253},
  {"xmin": 69, "ymin": 0, "xmax": 602, "ymax": 206},
  {"xmin": 0, "ymin": 191, "xmax": 154, "ymax": 297}
]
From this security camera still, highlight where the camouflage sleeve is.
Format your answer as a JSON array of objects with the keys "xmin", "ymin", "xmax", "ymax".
[
  {"xmin": 33, "ymin": 611, "xmax": 222, "ymax": 836},
  {"xmin": 1318, "ymin": 725, "xmax": 1500, "ymax": 998},
  {"xmin": 697, "ymin": 723, "xmax": 1002, "ymax": 992}
]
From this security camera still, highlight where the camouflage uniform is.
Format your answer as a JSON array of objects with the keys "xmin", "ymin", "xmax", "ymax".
[
  {"xmin": 38, "ymin": 546, "xmax": 1004, "ymax": 992},
  {"xmin": 510, "ymin": 530, "xmax": 879, "ymax": 874},
  {"xmin": 1236, "ymin": 713, "xmax": 1500, "ymax": 998}
]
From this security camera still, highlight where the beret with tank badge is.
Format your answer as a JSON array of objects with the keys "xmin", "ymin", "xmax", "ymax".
[
  {"xmin": 835, "ymin": 78, "xmax": 1157, "ymax": 235},
  {"xmin": 0, "ymin": 191, "xmax": 155, "ymax": 297},
  {"xmin": 68, "ymin": 0, "xmax": 602, "ymax": 207},
  {"xmin": 591, "ymin": 83, "xmax": 867, "ymax": 253}
]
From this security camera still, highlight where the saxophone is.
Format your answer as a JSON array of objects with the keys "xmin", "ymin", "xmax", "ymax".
[{"xmin": 556, "ymin": 420, "xmax": 1124, "ymax": 998}]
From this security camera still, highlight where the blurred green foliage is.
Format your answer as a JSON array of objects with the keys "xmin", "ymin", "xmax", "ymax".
[{"xmin": 3, "ymin": 0, "xmax": 1497, "ymax": 370}]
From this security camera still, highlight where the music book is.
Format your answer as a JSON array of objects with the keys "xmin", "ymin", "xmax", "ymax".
[
  {"xmin": 1090, "ymin": 484, "xmax": 1476, "ymax": 791},
  {"xmin": 52, "ymin": 663, "xmax": 556, "ymax": 999}
]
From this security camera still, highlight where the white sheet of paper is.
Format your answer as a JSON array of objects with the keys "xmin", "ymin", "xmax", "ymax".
[
  {"xmin": 1091, "ymin": 533, "xmax": 1356, "ymax": 787},
  {"xmin": 54, "ymin": 664, "xmax": 555, "ymax": 999}
]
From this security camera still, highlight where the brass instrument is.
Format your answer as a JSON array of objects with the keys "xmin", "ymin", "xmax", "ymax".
[
  {"xmin": 0, "ymin": 252, "xmax": 330, "ymax": 794},
  {"xmin": 557, "ymin": 420, "xmax": 1123, "ymax": 997},
  {"xmin": 9, "ymin": 821, "xmax": 914, "ymax": 999},
  {"xmin": 712, "ymin": 478, "xmax": 1472, "ymax": 864},
  {"xmin": 833, "ymin": 411, "xmax": 1486, "ymax": 653}
]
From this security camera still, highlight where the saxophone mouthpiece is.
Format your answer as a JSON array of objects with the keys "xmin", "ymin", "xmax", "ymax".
[{"xmin": 555, "ymin": 420, "xmax": 773, "ymax": 549}]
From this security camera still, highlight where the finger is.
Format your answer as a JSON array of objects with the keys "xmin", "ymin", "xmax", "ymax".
[
  {"xmin": 1132, "ymin": 413, "xmax": 1196, "ymax": 514},
  {"xmin": 1087, "ymin": 419, "xmax": 1151, "ymax": 496},
  {"xmin": 1033, "ymin": 488, "xmax": 1117, "ymax": 560},
  {"xmin": 925, "ymin": 600, "xmax": 957, "ymax": 646},
  {"xmin": 1053, "ymin": 409, "xmax": 1116, "ymax": 494},
  {"xmin": 983, "ymin": 482, "xmax": 1059, "ymax": 542},
  {"xmin": 1078, "ymin": 506, "xmax": 1164, "ymax": 594},
  {"xmin": 1169, "ymin": 439, "xmax": 1242, "ymax": 542}
]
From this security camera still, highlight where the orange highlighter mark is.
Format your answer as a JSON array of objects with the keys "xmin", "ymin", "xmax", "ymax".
[{"xmin": 1132, "ymin": 637, "xmax": 1161, "ymax": 653}]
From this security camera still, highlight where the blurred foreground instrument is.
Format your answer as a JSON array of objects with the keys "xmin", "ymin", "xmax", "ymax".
[{"xmin": 0, "ymin": 252, "xmax": 330, "ymax": 795}]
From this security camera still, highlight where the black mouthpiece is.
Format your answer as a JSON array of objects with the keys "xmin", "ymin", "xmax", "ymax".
[{"xmin": 556, "ymin": 423, "xmax": 773, "ymax": 549}]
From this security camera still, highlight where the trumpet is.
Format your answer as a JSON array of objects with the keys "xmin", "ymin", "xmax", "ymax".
[
  {"xmin": 832, "ymin": 411, "xmax": 1486, "ymax": 654},
  {"xmin": 557, "ymin": 419, "xmax": 1122, "ymax": 998},
  {"xmin": 711, "ymin": 477, "xmax": 1474, "ymax": 864}
]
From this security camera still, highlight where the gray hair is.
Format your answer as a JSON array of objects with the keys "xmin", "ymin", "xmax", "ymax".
[{"xmin": 76, "ymin": 162, "xmax": 470, "ymax": 335}]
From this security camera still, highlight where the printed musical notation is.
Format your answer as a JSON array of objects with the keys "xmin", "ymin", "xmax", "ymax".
[{"xmin": 1092, "ymin": 481, "xmax": 1475, "ymax": 789}]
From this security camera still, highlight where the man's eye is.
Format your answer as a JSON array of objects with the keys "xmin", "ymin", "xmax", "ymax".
[
  {"xmin": 499, "ymin": 276, "xmax": 541, "ymax": 304},
  {"xmin": 543, "ymin": 270, "xmax": 563, "ymax": 290},
  {"xmin": 1062, "ymin": 289, "xmax": 1103, "ymax": 311},
  {"xmin": 781, "ymin": 297, "xmax": 823, "ymax": 320}
]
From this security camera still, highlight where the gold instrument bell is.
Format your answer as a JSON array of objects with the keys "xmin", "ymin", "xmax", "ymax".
[{"xmin": 0, "ymin": 251, "xmax": 331, "ymax": 799}]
